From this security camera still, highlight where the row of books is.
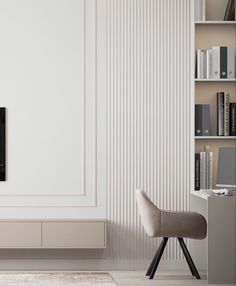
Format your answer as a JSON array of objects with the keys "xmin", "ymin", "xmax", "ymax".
[
  {"xmin": 195, "ymin": 93, "xmax": 236, "ymax": 136},
  {"xmin": 194, "ymin": 0, "xmax": 206, "ymax": 21},
  {"xmin": 196, "ymin": 47, "xmax": 235, "ymax": 79},
  {"xmin": 217, "ymin": 92, "xmax": 236, "ymax": 136},
  {"xmin": 195, "ymin": 146, "xmax": 212, "ymax": 190}
]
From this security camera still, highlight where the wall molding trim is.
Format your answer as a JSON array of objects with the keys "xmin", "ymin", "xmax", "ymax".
[{"xmin": 0, "ymin": 0, "xmax": 104, "ymax": 209}]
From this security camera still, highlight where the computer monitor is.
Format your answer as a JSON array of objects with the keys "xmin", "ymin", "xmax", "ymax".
[{"xmin": 216, "ymin": 147, "xmax": 236, "ymax": 189}]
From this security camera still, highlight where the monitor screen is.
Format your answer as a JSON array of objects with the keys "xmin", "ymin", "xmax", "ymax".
[{"xmin": 217, "ymin": 147, "xmax": 236, "ymax": 188}]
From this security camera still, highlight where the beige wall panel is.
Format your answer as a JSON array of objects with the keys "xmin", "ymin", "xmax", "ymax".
[
  {"xmin": 196, "ymin": 25, "xmax": 236, "ymax": 50},
  {"xmin": 206, "ymin": 0, "xmax": 229, "ymax": 21},
  {"xmin": 0, "ymin": 222, "xmax": 41, "ymax": 247},
  {"xmin": 42, "ymin": 222, "xmax": 105, "ymax": 248}
]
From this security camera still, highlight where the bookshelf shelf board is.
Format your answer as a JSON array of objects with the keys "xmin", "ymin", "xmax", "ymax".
[
  {"xmin": 195, "ymin": 21, "xmax": 236, "ymax": 25},
  {"xmin": 195, "ymin": 136, "xmax": 236, "ymax": 140},
  {"xmin": 195, "ymin": 79, "xmax": 236, "ymax": 82}
]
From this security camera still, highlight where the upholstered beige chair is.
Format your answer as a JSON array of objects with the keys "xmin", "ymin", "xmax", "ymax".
[{"xmin": 136, "ymin": 189, "xmax": 207, "ymax": 280}]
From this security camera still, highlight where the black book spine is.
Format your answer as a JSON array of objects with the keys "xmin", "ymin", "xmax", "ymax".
[
  {"xmin": 195, "ymin": 105, "xmax": 203, "ymax": 136},
  {"xmin": 230, "ymin": 103, "xmax": 236, "ymax": 136},
  {"xmin": 0, "ymin": 107, "xmax": 6, "ymax": 181},
  {"xmin": 217, "ymin": 92, "xmax": 224, "ymax": 136},
  {"xmin": 195, "ymin": 153, "xmax": 200, "ymax": 190},
  {"xmin": 220, "ymin": 47, "xmax": 227, "ymax": 78},
  {"xmin": 202, "ymin": 105, "xmax": 210, "ymax": 136}
]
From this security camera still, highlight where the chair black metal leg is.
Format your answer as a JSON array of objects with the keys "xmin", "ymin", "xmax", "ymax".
[
  {"xmin": 146, "ymin": 247, "xmax": 161, "ymax": 276},
  {"xmin": 177, "ymin": 238, "xmax": 195, "ymax": 277},
  {"xmin": 149, "ymin": 237, "xmax": 168, "ymax": 280},
  {"xmin": 178, "ymin": 238, "xmax": 201, "ymax": 280}
]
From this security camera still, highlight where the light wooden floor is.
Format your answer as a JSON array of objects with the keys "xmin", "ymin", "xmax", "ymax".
[{"xmin": 110, "ymin": 271, "xmax": 230, "ymax": 286}]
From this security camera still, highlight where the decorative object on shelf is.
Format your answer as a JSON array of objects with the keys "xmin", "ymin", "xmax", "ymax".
[
  {"xmin": 224, "ymin": 0, "xmax": 235, "ymax": 21},
  {"xmin": 196, "ymin": 46, "xmax": 235, "ymax": 79},
  {"xmin": 195, "ymin": 145, "xmax": 213, "ymax": 190},
  {"xmin": 195, "ymin": 0, "xmax": 206, "ymax": 21},
  {"xmin": 195, "ymin": 104, "xmax": 210, "ymax": 136},
  {"xmin": 0, "ymin": 107, "xmax": 6, "ymax": 181}
]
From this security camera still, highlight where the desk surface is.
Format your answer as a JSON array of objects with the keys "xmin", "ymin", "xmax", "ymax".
[{"xmin": 191, "ymin": 189, "xmax": 236, "ymax": 200}]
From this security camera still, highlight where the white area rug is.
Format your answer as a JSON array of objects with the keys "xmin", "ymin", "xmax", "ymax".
[{"xmin": 0, "ymin": 272, "xmax": 117, "ymax": 286}]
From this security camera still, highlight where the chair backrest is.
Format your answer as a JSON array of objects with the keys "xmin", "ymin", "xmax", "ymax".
[{"xmin": 136, "ymin": 189, "xmax": 161, "ymax": 237}]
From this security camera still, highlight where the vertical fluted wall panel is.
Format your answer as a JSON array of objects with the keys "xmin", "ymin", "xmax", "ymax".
[{"xmin": 106, "ymin": 0, "xmax": 191, "ymax": 260}]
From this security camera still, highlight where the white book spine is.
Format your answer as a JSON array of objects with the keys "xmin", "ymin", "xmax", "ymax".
[
  {"xmin": 209, "ymin": 152, "xmax": 213, "ymax": 189},
  {"xmin": 200, "ymin": 0, "xmax": 203, "ymax": 21},
  {"xmin": 202, "ymin": 0, "xmax": 206, "ymax": 21},
  {"xmin": 206, "ymin": 50, "xmax": 210, "ymax": 79},
  {"xmin": 224, "ymin": 93, "xmax": 230, "ymax": 136},
  {"xmin": 200, "ymin": 152, "xmax": 206, "ymax": 189},
  {"xmin": 212, "ymin": 46, "xmax": 220, "ymax": 79},
  {"xmin": 227, "ymin": 47, "xmax": 235, "ymax": 79},
  {"xmin": 203, "ymin": 50, "xmax": 207, "ymax": 79},
  {"xmin": 209, "ymin": 48, "xmax": 213, "ymax": 78},
  {"xmin": 205, "ymin": 152, "xmax": 209, "ymax": 189},
  {"xmin": 195, "ymin": 0, "xmax": 198, "ymax": 21},
  {"xmin": 200, "ymin": 51, "xmax": 204, "ymax": 78},
  {"xmin": 197, "ymin": 49, "xmax": 201, "ymax": 78},
  {"xmin": 197, "ymin": 0, "xmax": 200, "ymax": 21}
]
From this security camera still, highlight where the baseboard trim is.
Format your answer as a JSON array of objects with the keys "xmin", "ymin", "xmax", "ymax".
[{"xmin": 0, "ymin": 259, "xmax": 207, "ymax": 272}]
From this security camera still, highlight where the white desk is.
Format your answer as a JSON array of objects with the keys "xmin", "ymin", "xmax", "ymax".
[{"xmin": 191, "ymin": 190, "xmax": 236, "ymax": 284}]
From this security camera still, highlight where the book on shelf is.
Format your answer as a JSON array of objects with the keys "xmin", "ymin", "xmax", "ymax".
[
  {"xmin": 224, "ymin": 93, "xmax": 230, "ymax": 136},
  {"xmin": 216, "ymin": 92, "xmax": 235, "ymax": 136},
  {"xmin": 224, "ymin": 0, "xmax": 235, "ymax": 21},
  {"xmin": 212, "ymin": 47, "xmax": 220, "ymax": 79},
  {"xmin": 195, "ymin": 104, "xmax": 210, "ymax": 136},
  {"xmin": 195, "ymin": 0, "xmax": 206, "ymax": 21},
  {"xmin": 195, "ymin": 153, "xmax": 200, "ymax": 190},
  {"xmin": 227, "ymin": 47, "xmax": 235, "ymax": 79},
  {"xmin": 217, "ymin": 92, "xmax": 225, "ymax": 136},
  {"xmin": 230, "ymin": 103, "xmax": 236, "ymax": 135},
  {"xmin": 196, "ymin": 46, "xmax": 235, "ymax": 79},
  {"xmin": 195, "ymin": 145, "xmax": 213, "ymax": 190},
  {"xmin": 220, "ymin": 47, "xmax": 227, "ymax": 79}
]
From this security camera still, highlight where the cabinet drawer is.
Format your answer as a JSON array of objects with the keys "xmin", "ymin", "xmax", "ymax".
[
  {"xmin": 42, "ymin": 221, "xmax": 106, "ymax": 248},
  {"xmin": 0, "ymin": 222, "xmax": 41, "ymax": 247}
]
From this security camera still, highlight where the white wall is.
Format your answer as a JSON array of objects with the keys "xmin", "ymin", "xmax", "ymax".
[
  {"xmin": 0, "ymin": 0, "xmax": 200, "ymax": 270},
  {"xmin": 0, "ymin": 0, "xmax": 106, "ymax": 218}
]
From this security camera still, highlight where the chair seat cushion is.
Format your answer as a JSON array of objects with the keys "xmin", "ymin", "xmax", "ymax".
[{"xmin": 160, "ymin": 210, "xmax": 207, "ymax": 239}]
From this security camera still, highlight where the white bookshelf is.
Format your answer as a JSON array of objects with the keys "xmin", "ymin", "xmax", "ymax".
[
  {"xmin": 195, "ymin": 136, "xmax": 236, "ymax": 140},
  {"xmin": 194, "ymin": 1, "xmax": 236, "ymax": 190},
  {"xmin": 195, "ymin": 79, "xmax": 236, "ymax": 82},
  {"xmin": 195, "ymin": 21, "xmax": 236, "ymax": 25}
]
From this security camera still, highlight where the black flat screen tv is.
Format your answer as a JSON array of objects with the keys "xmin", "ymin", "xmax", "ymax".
[{"xmin": 0, "ymin": 108, "xmax": 6, "ymax": 181}]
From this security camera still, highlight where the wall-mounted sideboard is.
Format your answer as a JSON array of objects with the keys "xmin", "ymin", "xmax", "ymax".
[{"xmin": 0, "ymin": 220, "xmax": 106, "ymax": 249}]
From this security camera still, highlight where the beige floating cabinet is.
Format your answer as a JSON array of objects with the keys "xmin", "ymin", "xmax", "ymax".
[
  {"xmin": 0, "ymin": 220, "xmax": 106, "ymax": 249},
  {"xmin": 42, "ymin": 221, "xmax": 106, "ymax": 249},
  {"xmin": 0, "ymin": 222, "xmax": 41, "ymax": 248}
]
